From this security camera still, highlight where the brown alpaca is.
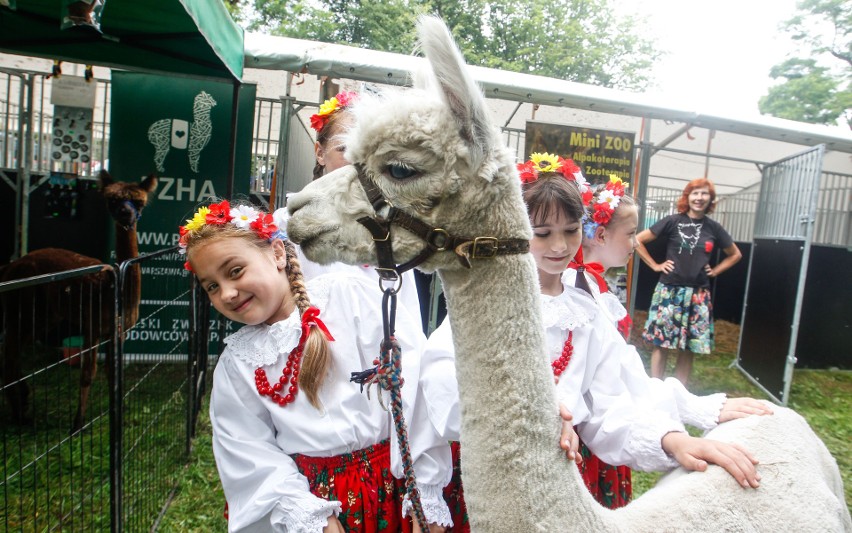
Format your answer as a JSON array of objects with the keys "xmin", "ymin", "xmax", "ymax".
[{"xmin": 1, "ymin": 171, "xmax": 157, "ymax": 432}]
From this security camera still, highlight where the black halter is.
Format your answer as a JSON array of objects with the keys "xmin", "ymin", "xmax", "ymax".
[{"xmin": 354, "ymin": 163, "xmax": 530, "ymax": 283}]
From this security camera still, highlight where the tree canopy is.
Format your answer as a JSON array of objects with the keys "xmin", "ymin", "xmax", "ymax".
[
  {"xmin": 759, "ymin": 0, "xmax": 851, "ymax": 128},
  {"xmin": 230, "ymin": 0, "xmax": 662, "ymax": 91}
]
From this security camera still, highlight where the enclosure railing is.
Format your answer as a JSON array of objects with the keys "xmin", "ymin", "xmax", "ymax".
[
  {"xmin": 0, "ymin": 247, "xmax": 217, "ymax": 532},
  {"xmin": 1, "ymin": 264, "xmax": 114, "ymax": 532},
  {"xmin": 643, "ymin": 171, "xmax": 852, "ymax": 247}
]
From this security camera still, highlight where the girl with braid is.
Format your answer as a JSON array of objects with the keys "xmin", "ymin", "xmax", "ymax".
[
  {"xmin": 420, "ymin": 154, "xmax": 762, "ymax": 520},
  {"xmin": 179, "ymin": 201, "xmax": 452, "ymax": 533}
]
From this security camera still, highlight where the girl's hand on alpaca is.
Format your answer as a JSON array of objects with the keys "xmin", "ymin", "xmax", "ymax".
[
  {"xmin": 559, "ymin": 403, "xmax": 581, "ymax": 465},
  {"xmin": 662, "ymin": 432, "xmax": 761, "ymax": 489},
  {"xmin": 412, "ymin": 522, "xmax": 447, "ymax": 533},
  {"xmin": 718, "ymin": 398, "xmax": 774, "ymax": 423},
  {"xmin": 323, "ymin": 515, "xmax": 345, "ymax": 533},
  {"xmin": 656, "ymin": 260, "xmax": 675, "ymax": 274}
]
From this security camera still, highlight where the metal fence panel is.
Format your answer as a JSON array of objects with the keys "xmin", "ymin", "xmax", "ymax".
[
  {"xmin": 116, "ymin": 249, "xmax": 193, "ymax": 532},
  {"xmin": 1, "ymin": 265, "xmax": 114, "ymax": 531}
]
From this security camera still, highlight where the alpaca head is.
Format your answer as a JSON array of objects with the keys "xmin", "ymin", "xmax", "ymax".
[
  {"xmin": 287, "ymin": 16, "xmax": 530, "ymax": 273},
  {"xmin": 194, "ymin": 91, "xmax": 217, "ymax": 111},
  {"xmin": 99, "ymin": 170, "xmax": 158, "ymax": 229}
]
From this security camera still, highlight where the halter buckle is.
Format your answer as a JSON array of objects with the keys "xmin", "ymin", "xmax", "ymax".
[
  {"xmin": 470, "ymin": 237, "xmax": 498, "ymax": 259},
  {"xmin": 372, "ymin": 229, "xmax": 391, "ymax": 242},
  {"xmin": 426, "ymin": 228, "xmax": 450, "ymax": 251}
]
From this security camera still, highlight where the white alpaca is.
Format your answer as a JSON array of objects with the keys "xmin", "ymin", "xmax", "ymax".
[
  {"xmin": 287, "ymin": 16, "xmax": 851, "ymax": 532},
  {"xmin": 147, "ymin": 91, "xmax": 216, "ymax": 173}
]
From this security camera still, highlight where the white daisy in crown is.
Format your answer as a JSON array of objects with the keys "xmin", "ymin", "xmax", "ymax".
[{"xmin": 231, "ymin": 205, "xmax": 260, "ymax": 229}]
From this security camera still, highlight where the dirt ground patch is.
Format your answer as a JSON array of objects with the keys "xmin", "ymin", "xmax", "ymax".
[{"xmin": 631, "ymin": 310, "xmax": 740, "ymax": 354}]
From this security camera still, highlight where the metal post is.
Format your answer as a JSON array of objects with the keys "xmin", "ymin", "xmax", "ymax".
[
  {"xmin": 110, "ymin": 264, "xmax": 123, "ymax": 533},
  {"xmin": 275, "ymin": 94, "xmax": 295, "ymax": 210},
  {"xmin": 628, "ymin": 119, "xmax": 653, "ymax": 317},
  {"xmin": 226, "ymin": 81, "xmax": 242, "ymax": 199}
]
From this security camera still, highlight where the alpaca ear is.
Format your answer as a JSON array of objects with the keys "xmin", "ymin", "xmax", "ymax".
[
  {"xmin": 417, "ymin": 15, "xmax": 495, "ymax": 177},
  {"xmin": 99, "ymin": 169, "xmax": 113, "ymax": 188},
  {"xmin": 140, "ymin": 174, "xmax": 158, "ymax": 193}
]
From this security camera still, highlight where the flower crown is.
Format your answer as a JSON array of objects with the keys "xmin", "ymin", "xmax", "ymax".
[
  {"xmin": 309, "ymin": 91, "xmax": 358, "ymax": 132},
  {"xmin": 517, "ymin": 152, "xmax": 593, "ymax": 204},
  {"xmin": 178, "ymin": 200, "xmax": 287, "ymax": 271},
  {"xmin": 583, "ymin": 175, "xmax": 629, "ymax": 239}
]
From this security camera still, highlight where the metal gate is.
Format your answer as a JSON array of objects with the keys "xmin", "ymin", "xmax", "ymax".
[{"xmin": 736, "ymin": 145, "xmax": 824, "ymax": 404}]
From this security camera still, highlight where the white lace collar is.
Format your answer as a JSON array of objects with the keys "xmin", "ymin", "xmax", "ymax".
[
  {"xmin": 223, "ymin": 311, "xmax": 302, "ymax": 367},
  {"xmin": 540, "ymin": 285, "xmax": 597, "ymax": 331}
]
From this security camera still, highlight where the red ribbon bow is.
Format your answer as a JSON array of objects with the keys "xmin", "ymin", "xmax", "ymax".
[
  {"xmin": 567, "ymin": 248, "xmax": 609, "ymax": 293},
  {"xmin": 300, "ymin": 306, "xmax": 335, "ymax": 344}
]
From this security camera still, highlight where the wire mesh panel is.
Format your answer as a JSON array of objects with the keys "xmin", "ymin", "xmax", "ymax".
[
  {"xmin": 737, "ymin": 145, "xmax": 825, "ymax": 405},
  {"xmin": 251, "ymin": 97, "xmax": 284, "ymax": 195},
  {"xmin": 713, "ymin": 187, "xmax": 760, "ymax": 243},
  {"xmin": 116, "ymin": 249, "xmax": 194, "ymax": 532},
  {"xmin": 1, "ymin": 264, "xmax": 114, "ymax": 531},
  {"xmin": 640, "ymin": 186, "xmax": 681, "ymax": 229},
  {"xmin": 813, "ymin": 171, "xmax": 852, "ymax": 247}
]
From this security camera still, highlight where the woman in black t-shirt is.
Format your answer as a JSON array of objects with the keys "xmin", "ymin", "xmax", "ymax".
[{"xmin": 635, "ymin": 178, "xmax": 742, "ymax": 385}]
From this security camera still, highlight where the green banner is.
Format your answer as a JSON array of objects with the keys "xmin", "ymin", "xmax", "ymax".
[
  {"xmin": 525, "ymin": 121, "xmax": 636, "ymax": 184},
  {"xmin": 109, "ymin": 72, "xmax": 256, "ymax": 359}
]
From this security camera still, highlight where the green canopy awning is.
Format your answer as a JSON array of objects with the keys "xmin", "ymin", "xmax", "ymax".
[{"xmin": 0, "ymin": 0, "xmax": 243, "ymax": 81}]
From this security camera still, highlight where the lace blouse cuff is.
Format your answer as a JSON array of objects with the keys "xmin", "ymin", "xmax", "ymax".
[
  {"xmin": 625, "ymin": 415, "xmax": 684, "ymax": 472},
  {"xmin": 681, "ymin": 391, "xmax": 727, "ymax": 431},
  {"xmin": 402, "ymin": 483, "xmax": 454, "ymax": 527},
  {"xmin": 270, "ymin": 498, "xmax": 341, "ymax": 533}
]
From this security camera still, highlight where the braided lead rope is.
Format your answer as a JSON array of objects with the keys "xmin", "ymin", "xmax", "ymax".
[{"xmin": 350, "ymin": 287, "xmax": 429, "ymax": 531}]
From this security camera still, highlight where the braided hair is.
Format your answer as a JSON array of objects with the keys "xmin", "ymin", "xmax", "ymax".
[
  {"xmin": 283, "ymin": 240, "xmax": 332, "ymax": 408},
  {"xmin": 184, "ymin": 204, "xmax": 332, "ymax": 410}
]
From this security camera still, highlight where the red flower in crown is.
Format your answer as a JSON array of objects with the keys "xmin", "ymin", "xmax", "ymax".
[
  {"xmin": 335, "ymin": 91, "xmax": 356, "ymax": 107},
  {"xmin": 605, "ymin": 179, "xmax": 626, "ymax": 197},
  {"xmin": 557, "ymin": 157, "xmax": 581, "ymax": 179},
  {"xmin": 517, "ymin": 161, "xmax": 539, "ymax": 183},
  {"xmin": 582, "ymin": 188, "xmax": 594, "ymax": 206},
  {"xmin": 310, "ymin": 114, "xmax": 327, "ymax": 132},
  {"xmin": 592, "ymin": 202, "xmax": 613, "ymax": 225},
  {"xmin": 705, "ymin": 241, "xmax": 714, "ymax": 253},
  {"xmin": 250, "ymin": 213, "xmax": 278, "ymax": 240},
  {"xmin": 206, "ymin": 200, "xmax": 233, "ymax": 225}
]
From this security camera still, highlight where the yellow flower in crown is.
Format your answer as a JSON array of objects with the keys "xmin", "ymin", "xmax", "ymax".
[
  {"xmin": 317, "ymin": 97, "xmax": 340, "ymax": 117},
  {"xmin": 183, "ymin": 206, "xmax": 210, "ymax": 233},
  {"xmin": 530, "ymin": 152, "xmax": 561, "ymax": 173}
]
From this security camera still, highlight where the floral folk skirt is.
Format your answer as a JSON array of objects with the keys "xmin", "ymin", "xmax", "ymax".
[
  {"xmin": 642, "ymin": 282, "xmax": 715, "ymax": 355},
  {"xmin": 292, "ymin": 440, "xmax": 412, "ymax": 533},
  {"xmin": 578, "ymin": 440, "xmax": 632, "ymax": 509},
  {"xmin": 443, "ymin": 441, "xmax": 469, "ymax": 532}
]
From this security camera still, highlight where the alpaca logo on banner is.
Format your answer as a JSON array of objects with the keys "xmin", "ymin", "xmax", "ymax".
[{"xmin": 147, "ymin": 91, "xmax": 216, "ymax": 173}]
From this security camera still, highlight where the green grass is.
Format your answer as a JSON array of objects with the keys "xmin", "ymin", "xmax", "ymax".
[
  {"xmin": 159, "ymin": 318, "xmax": 851, "ymax": 530},
  {"xmin": 1, "ymin": 357, "xmax": 190, "ymax": 532},
  {"xmin": 629, "ymin": 313, "xmax": 852, "ymax": 511}
]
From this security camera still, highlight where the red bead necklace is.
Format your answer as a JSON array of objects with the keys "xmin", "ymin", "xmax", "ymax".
[
  {"xmin": 255, "ymin": 342, "xmax": 304, "ymax": 406},
  {"xmin": 251, "ymin": 306, "xmax": 334, "ymax": 407},
  {"xmin": 551, "ymin": 331, "xmax": 574, "ymax": 383}
]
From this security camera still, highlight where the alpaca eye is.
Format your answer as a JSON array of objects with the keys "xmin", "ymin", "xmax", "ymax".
[{"xmin": 386, "ymin": 164, "xmax": 417, "ymax": 180}]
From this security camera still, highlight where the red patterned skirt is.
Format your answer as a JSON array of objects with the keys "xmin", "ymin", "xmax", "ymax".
[
  {"xmin": 443, "ymin": 441, "xmax": 469, "ymax": 532},
  {"xmin": 577, "ymin": 439, "xmax": 632, "ymax": 509},
  {"xmin": 292, "ymin": 440, "xmax": 412, "ymax": 533}
]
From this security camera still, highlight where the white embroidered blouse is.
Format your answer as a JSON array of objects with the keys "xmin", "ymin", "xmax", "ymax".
[
  {"xmin": 420, "ymin": 281, "xmax": 686, "ymax": 472},
  {"xmin": 210, "ymin": 272, "xmax": 452, "ymax": 532},
  {"xmin": 563, "ymin": 268, "xmax": 726, "ymax": 431}
]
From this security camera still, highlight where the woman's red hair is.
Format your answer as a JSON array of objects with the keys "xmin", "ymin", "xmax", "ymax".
[{"xmin": 677, "ymin": 178, "xmax": 716, "ymax": 215}]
